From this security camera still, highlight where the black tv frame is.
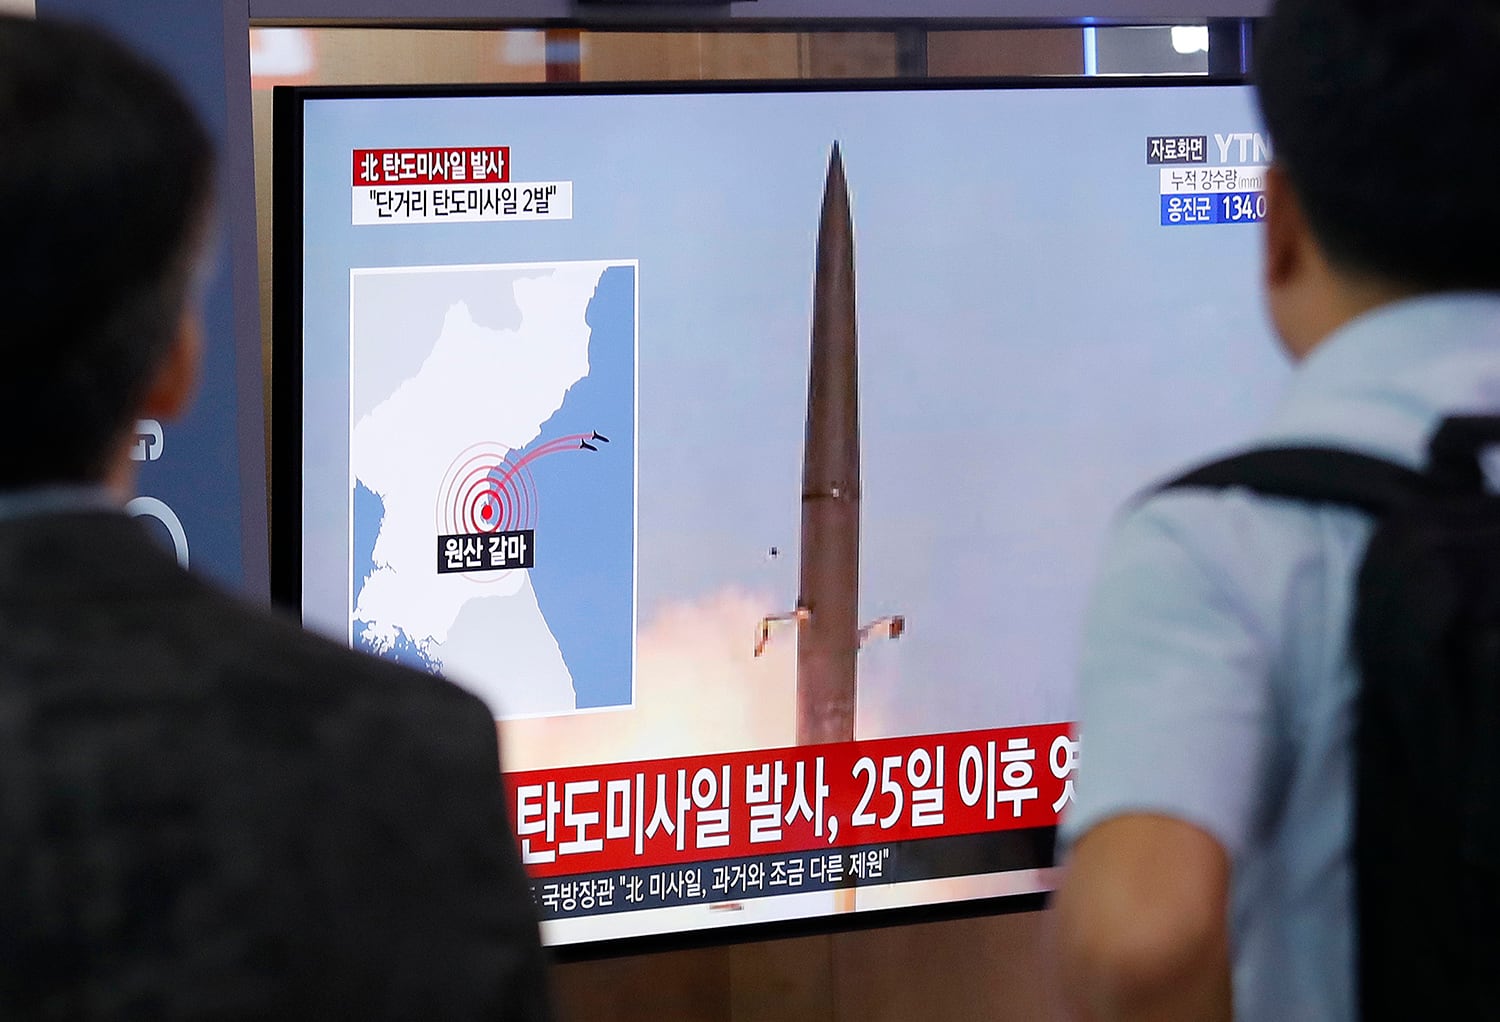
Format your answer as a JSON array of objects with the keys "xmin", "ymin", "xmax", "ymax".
[{"xmin": 271, "ymin": 72, "xmax": 1250, "ymax": 960}]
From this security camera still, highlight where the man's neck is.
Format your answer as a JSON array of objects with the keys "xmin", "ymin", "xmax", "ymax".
[{"xmin": 1284, "ymin": 273, "xmax": 1423, "ymax": 363}]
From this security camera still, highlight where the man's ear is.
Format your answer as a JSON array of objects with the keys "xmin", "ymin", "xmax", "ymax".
[
  {"xmin": 139, "ymin": 309, "xmax": 202, "ymax": 420},
  {"xmin": 1263, "ymin": 163, "xmax": 1305, "ymax": 292}
]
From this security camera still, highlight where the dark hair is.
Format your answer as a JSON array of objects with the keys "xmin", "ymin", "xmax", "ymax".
[
  {"xmin": 1255, "ymin": 0, "xmax": 1500, "ymax": 290},
  {"xmin": 0, "ymin": 17, "xmax": 214, "ymax": 486}
]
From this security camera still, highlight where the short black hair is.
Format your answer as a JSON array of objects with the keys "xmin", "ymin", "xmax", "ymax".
[
  {"xmin": 0, "ymin": 17, "xmax": 214, "ymax": 487},
  {"xmin": 1255, "ymin": 0, "xmax": 1500, "ymax": 290}
]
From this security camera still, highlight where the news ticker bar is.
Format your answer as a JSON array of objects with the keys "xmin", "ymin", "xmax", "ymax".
[
  {"xmin": 530, "ymin": 827, "xmax": 1056, "ymax": 921},
  {"xmin": 507, "ymin": 722, "xmax": 1078, "ymax": 880}
]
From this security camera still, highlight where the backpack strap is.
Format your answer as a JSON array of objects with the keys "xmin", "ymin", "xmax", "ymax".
[
  {"xmin": 1427, "ymin": 415, "xmax": 1500, "ymax": 490},
  {"xmin": 1159, "ymin": 447, "xmax": 1437, "ymax": 515}
]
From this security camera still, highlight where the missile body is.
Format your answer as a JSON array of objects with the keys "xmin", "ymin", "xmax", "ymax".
[{"xmin": 796, "ymin": 144, "xmax": 861, "ymax": 747}]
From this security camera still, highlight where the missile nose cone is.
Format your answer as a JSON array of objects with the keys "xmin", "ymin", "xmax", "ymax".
[{"xmin": 820, "ymin": 143, "xmax": 850, "ymax": 233}]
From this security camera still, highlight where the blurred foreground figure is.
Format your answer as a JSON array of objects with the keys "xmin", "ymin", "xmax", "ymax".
[
  {"xmin": 1055, "ymin": 2, "xmax": 1500, "ymax": 1020},
  {"xmin": 0, "ymin": 17, "xmax": 552, "ymax": 1020}
]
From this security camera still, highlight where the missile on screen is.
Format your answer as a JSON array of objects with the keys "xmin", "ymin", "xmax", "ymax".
[{"xmin": 795, "ymin": 142, "xmax": 861, "ymax": 748}]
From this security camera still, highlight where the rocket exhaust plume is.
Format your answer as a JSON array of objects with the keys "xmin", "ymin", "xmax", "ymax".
[{"xmin": 796, "ymin": 143, "xmax": 861, "ymax": 747}]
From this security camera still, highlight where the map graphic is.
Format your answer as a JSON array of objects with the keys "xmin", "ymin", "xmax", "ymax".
[{"xmin": 349, "ymin": 260, "xmax": 637, "ymax": 718}]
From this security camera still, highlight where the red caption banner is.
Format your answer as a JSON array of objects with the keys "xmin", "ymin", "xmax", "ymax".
[
  {"xmin": 506, "ymin": 723, "xmax": 1078, "ymax": 880},
  {"xmin": 352, "ymin": 147, "xmax": 509, "ymax": 186}
]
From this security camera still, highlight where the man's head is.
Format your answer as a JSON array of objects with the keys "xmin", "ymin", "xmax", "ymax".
[
  {"xmin": 0, "ymin": 17, "xmax": 213, "ymax": 489},
  {"xmin": 1254, "ymin": 0, "xmax": 1500, "ymax": 357}
]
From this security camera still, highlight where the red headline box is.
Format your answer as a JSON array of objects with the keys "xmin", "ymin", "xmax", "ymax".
[
  {"xmin": 352, "ymin": 146, "xmax": 509, "ymax": 186},
  {"xmin": 505, "ymin": 722, "xmax": 1078, "ymax": 880}
]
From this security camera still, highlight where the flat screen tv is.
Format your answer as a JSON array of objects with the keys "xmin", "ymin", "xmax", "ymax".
[{"xmin": 272, "ymin": 76, "xmax": 1285, "ymax": 952}]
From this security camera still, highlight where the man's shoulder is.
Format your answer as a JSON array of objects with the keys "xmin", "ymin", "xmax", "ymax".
[
  {"xmin": 1085, "ymin": 478, "xmax": 1374, "ymax": 696},
  {"xmin": 141, "ymin": 582, "xmax": 508, "ymax": 831},
  {"xmin": 1110, "ymin": 482, "xmax": 1356, "ymax": 582},
  {"xmin": 0, "ymin": 511, "xmax": 499, "ymax": 763},
  {"xmin": 186, "ymin": 580, "xmax": 493, "ymax": 730}
]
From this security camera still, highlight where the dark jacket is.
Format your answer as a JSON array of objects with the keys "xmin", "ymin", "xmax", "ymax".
[{"xmin": 0, "ymin": 512, "xmax": 553, "ymax": 1020}]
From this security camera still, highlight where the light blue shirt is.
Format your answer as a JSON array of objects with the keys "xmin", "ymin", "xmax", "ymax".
[{"xmin": 1060, "ymin": 293, "xmax": 1500, "ymax": 1021}]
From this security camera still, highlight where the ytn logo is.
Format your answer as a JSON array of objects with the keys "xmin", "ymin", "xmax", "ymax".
[{"xmin": 1215, "ymin": 132, "xmax": 1273, "ymax": 164}]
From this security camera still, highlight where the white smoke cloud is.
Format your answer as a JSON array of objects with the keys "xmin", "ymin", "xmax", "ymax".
[{"xmin": 501, "ymin": 587, "xmax": 797, "ymax": 771}]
